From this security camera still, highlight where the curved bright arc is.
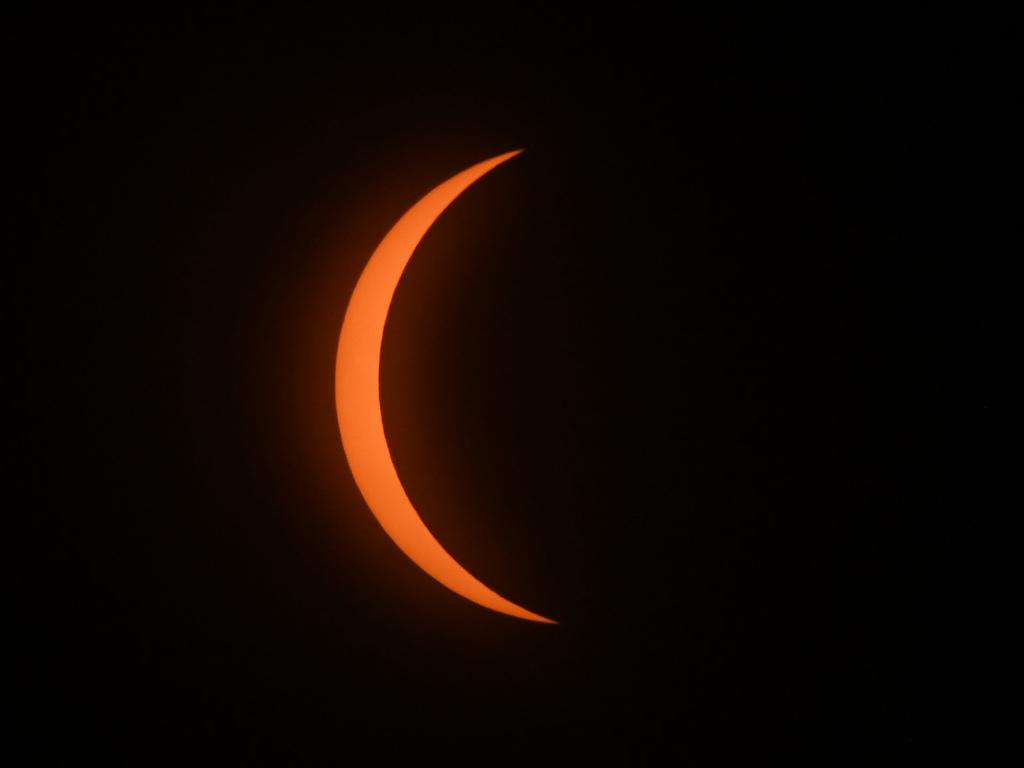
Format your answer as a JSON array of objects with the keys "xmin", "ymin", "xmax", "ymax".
[{"xmin": 335, "ymin": 150, "xmax": 555, "ymax": 624}]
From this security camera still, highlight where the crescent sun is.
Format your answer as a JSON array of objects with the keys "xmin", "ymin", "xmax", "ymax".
[{"xmin": 335, "ymin": 150, "xmax": 556, "ymax": 624}]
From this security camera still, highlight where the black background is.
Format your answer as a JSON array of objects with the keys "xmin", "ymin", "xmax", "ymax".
[{"xmin": 19, "ymin": 5, "xmax": 959, "ymax": 763}]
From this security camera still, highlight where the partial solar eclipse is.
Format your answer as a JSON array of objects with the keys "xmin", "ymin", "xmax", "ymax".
[{"xmin": 335, "ymin": 150, "xmax": 555, "ymax": 624}]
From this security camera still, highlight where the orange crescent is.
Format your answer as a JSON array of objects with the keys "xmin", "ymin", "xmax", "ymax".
[{"xmin": 335, "ymin": 150, "xmax": 555, "ymax": 624}]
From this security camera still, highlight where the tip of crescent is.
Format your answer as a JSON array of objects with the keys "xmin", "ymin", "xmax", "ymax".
[{"xmin": 525, "ymin": 613, "xmax": 558, "ymax": 625}]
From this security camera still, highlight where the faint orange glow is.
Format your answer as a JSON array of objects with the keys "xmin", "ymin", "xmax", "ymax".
[{"xmin": 335, "ymin": 150, "xmax": 555, "ymax": 624}]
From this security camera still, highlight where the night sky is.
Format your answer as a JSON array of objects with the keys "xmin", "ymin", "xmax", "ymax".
[{"xmin": 19, "ymin": 6, "xmax": 957, "ymax": 762}]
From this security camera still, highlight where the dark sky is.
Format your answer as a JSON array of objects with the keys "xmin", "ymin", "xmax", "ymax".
[{"xmin": 19, "ymin": 6, "xmax": 959, "ymax": 763}]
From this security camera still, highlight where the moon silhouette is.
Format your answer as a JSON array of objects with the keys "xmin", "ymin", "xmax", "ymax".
[{"xmin": 335, "ymin": 150, "xmax": 555, "ymax": 624}]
